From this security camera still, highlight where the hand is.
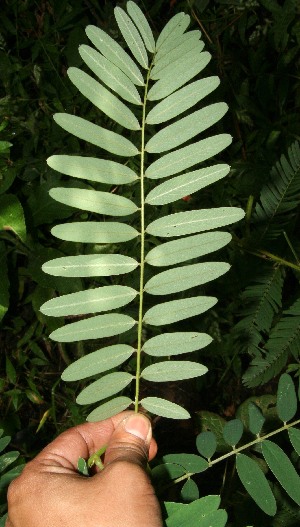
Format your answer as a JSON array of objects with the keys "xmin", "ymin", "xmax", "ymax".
[{"xmin": 6, "ymin": 411, "xmax": 163, "ymax": 527}]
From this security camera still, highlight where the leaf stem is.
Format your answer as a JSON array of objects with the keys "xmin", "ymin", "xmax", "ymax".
[
  {"xmin": 167, "ymin": 418, "xmax": 300, "ymax": 487},
  {"xmin": 135, "ymin": 68, "xmax": 152, "ymax": 413}
]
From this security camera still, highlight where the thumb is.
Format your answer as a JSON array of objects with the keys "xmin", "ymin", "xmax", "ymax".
[{"xmin": 103, "ymin": 413, "xmax": 152, "ymax": 469}]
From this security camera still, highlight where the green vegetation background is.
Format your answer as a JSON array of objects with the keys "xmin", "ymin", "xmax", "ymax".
[{"xmin": 0, "ymin": 0, "xmax": 300, "ymax": 524}]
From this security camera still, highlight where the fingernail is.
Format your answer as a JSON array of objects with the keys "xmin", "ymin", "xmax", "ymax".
[{"xmin": 124, "ymin": 414, "xmax": 151, "ymax": 441}]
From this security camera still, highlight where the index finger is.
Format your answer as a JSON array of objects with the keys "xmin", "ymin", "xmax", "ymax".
[{"xmin": 31, "ymin": 411, "xmax": 156, "ymax": 473}]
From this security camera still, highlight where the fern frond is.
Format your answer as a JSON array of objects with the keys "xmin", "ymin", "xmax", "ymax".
[
  {"xmin": 253, "ymin": 140, "xmax": 300, "ymax": 242},
  {"xmin": 243, "ymin": 298, "xmax": 300, "ymax": 388},
  {"xmin": 41, "ymin": 2, "xmax": 244, "ymax": 421},
  {"xmin": 235, "ymin": 265, "xmax": 284, "ymax": 356}
]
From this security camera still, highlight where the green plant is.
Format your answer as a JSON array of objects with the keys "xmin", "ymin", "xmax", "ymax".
[
  {"xmin": 154, "ymin": 372, "xmax": 300, "ymax": 524},
  {"xmin": 0, "ymin": 430, "xmax": 24, "ymax": 526},
  {"xmin": 40, "ymin": 1, "xmax": 244, "ymax": 421}
]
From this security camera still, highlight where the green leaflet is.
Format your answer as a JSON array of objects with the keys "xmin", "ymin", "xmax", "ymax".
[
  {"xmin": 248, "ymin": 402, "xmax": 265, "ymax": 435},
  {"xmin": 144, "ymin": 296, "xmax": 217, "ymax": 326},
  {"xmin": 144, "ymin": 262, "xmax": 230, "ymax": 295},
  {"xmin": 77, "ymin": 372, "xmax": 133, "ymax": 404},
  {"xmin": 62, "ymin": 344, "xmax": 134, "ymax": 380},
  {"xmin": 236, "ymin": 454, "xmax": 277, "ymax": 516},
  {"xmin": 288, "ymin": 428, "xmax": 300, "ymax": 456},
  {"xmin": 222, "ymin": 419, "xmax": 243, "ymax": 446},
  {"xmin": 164, "ymin": 495, "xmax": 220, "ymax": 520},
  {"xmin": 145, "ymin": 135, "xmax": 232, "ymax": 179},
  {"xmin": 49, "ymin": 188, "xmax": 138, "ymax": 216},
  {"xmin": 67, "ymin": 68, "xmax": 140, "ymax": 130},
  {"xmin": 115, "ymin": 7, "xmax": 148, "ymax": 69},
  {"xmin": 127, "ymin": 1, "xmax": 155, "ymax": 53},
  {"xmin": 276, "ymin": 373, "xmax": 297, "ymax": 422},
  {"xmin": 262, "ymin": 440, "xmax": 300, "ymax": 506},
  {"xmin": 151, "ymin": 40, "xmax": 205, "ymax": 82},
  {"xmin": 79, "ymin": 45, "xmax": 142, "ymax": 105},
  {"xmin": 145, "ymin": 232, "xmax": 232, "ymax": 267},
  {"xmin": 0, "ymin": 241, "xmax": 9, "ymax": 322},
  {"xmin": 146, "ymin": 77, "xmax": 220, "ymax": 124},
  {"xmin": 140, "ymin": 397, "xmax": 190, "ymax": 419},
  {"xmin": 147, "ymin": 51, "xmax": 211, "ymax": 101},
  {"xmin": 47, "ymin": 156, "xmax": 138, "ymax": 184},
  {"xmin": 142, "ymin": 332, "xmax": 212, "ymax": 357},
  {"xmin": 156, "ymin": 13, "xmax": 190, "ymax": 52},
  {"xmin": 50, "ymin": 313, "xmax": 136, "ymax": 342},
  {"xmin": 196, "ymin": 431, "xmax": 217, "ymax": 459},
  {"xmin": 146, "ymin": 165, "xmax": 230, "ymax": 205},
  {"xmin": 141, "ymin": 361, "xmax": 207, "ymax": 382},
  {"xmin": 0, "ymin": 194, "xmax": 26, "ymax": 242},
  {"xmin": 53, "ymin": 114, "xmax": 138, "ymax": 157},
  {"xmin": 51, "ymin": 222, "xmax": 139, "ymax": 243},
  {"xmin": 145, "ymin": 104, "xmax": 228, "ymax": 154},
  {"xmin": 85, "ymin": 25, "xmax": 144, "ymax": 86},
  {"xmin": 40, "ymin": 286, "xmax": 137, "ymax": 317},
  {"xmin": 151, "ymin": 32, "xmax": 202, "ymax": 79},
  {"xmin": 146, "ymin": 208, "xmax": 245, "ymax": 238},
  {"xmin": 42, "ymin": 254, "xmax": 138, "ymax": 277},
  {"xmin": 165, "ymin": 498, "xmax": 227, "ymax": 527},
  {"xmin": 162, "ymin": 453, "xmax": 208, "ymax": 474},
  {"xmin": 87, "ymin": 396, "xmax": 133, "ymax": 421},
  {"xmin": 181, "ymin": 479, "xmax": 199, "ymax": 502}
]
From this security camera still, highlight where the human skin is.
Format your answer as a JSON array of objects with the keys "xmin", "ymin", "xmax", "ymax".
[{"xmin": 6, "ymin": 411, "xmax": 163, "ymax": 527}]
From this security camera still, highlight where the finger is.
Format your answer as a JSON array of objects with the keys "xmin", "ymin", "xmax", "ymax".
[
  {"xmin": 104, "ymin": 413, "xmax": 152, "ymax": 469},
  {"xmin": 30, "ymin": 411, "xmax": 157, "ymax": 473}
]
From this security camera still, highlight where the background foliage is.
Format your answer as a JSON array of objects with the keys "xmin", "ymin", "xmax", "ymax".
[{"xmin": 0, "ymin": 0, "xmax": 300, "ymax": 525}]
